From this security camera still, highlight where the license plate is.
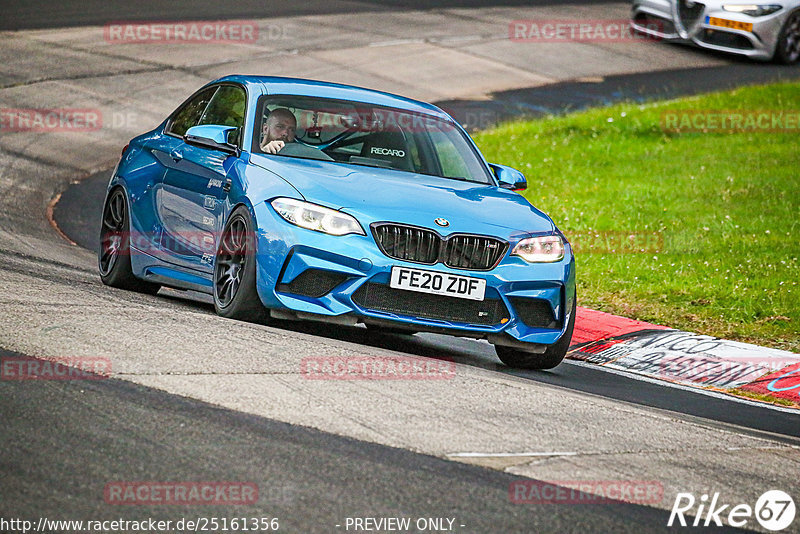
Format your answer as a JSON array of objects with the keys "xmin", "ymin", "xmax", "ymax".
[
  {"xmin": 706, "ymin": 16, "xmax": 753, "ymax": 32},
  {"xmin": 389, "ymin": 266, "xmax": 486, "ymax": 301}
]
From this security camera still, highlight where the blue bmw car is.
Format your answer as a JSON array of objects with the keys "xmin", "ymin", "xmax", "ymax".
[{"xmin": 99, "ymin": 75, "xmax": 576, "ymax": 369}]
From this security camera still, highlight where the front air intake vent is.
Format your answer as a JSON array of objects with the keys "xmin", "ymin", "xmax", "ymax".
[
  {"xmin": 277, "ymin": 269, "xmax": 349, "ymax": 298},
  {"xmin": 509, "ymin": 298, "xmax": 561, "ymax": 329},
  {"xmin": 352, "ymin": 282, "xmax": 509, "ymax": 325}
]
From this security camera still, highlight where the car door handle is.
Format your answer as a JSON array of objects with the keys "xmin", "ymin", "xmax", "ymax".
[{"xmin": 171, "ymin": 150, "xmax": 183, "ymax": 162}]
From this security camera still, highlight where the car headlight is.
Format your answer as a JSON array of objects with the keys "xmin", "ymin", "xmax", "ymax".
[
  {"xmin": 270, "ymin": 198, "xmax": 365, "ymax": 236},
  {"xmin": 512, "ymin": 235, "xmax": 565, "ymax": 263},
  {"xmin": 722, "ymin": 4, "xmax": 782, "ymax": 16}
]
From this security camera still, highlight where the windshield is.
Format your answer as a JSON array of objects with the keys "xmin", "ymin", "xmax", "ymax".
[{"xmin": 253, "ymin": 95, "xmax": 493, "ymax": 184}]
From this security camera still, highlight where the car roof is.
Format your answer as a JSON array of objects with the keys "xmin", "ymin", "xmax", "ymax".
[{"xmin": 213, "ymin": 75, "xmax": 452, "ymax": 121}]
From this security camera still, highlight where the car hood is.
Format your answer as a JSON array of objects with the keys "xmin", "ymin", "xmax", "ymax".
[{"xmin": 250, "ymin": 154, "xmax": 555, "ymax": 237}]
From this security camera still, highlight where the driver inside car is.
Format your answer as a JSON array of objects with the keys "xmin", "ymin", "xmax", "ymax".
[{"xmin": 260, "ymin": 108, "xmax": 297, "ymax": 154}]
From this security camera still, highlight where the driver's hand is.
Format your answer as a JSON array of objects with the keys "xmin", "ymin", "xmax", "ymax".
[{"xmin": 261, "ymin": 140, "xmax": 285, "ymax": 154}]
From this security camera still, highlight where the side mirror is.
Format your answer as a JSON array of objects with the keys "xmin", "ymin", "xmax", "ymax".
[
  {"xmin": 184, "ymin": 125, "xmax": 239, "ymax": 156},
  {"xmin": 488, "ymin": 163, "xmax": 527, "ymax": 192}
]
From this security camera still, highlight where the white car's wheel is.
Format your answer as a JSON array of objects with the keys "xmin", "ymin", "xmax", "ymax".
[{"xmin": 775, "ymin": 10, "xmax": 800, "ymax": 64}]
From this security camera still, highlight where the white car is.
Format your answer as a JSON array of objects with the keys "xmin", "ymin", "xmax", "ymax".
[{"xmin": 631, "ymin": 0, "xmax": 800, "ymax": 62}]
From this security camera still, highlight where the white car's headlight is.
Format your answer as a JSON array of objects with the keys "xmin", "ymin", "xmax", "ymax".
[
  {"xmin": 722, "ymin": 4, "xmax": 782, "ymax": 16},
  {"xmin": 270, "ymin": 198, "xmax": 365, "ymax": 236},
  {"xmin": 512, "ymin": 235, "xmax": 565, "ymax": 263}
]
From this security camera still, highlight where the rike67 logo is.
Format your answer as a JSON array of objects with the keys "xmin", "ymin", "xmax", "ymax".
[{"xmin": 669, "ymin": 490, "xmax": 795, "ymax": 531}]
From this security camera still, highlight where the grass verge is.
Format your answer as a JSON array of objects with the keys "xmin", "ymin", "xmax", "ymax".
[
  {"xmin": 728, "ymin": 388, "xmax": 798, "ymax": 408},
  {"xmin": 474, "ymin": 82, "xmax": 800, "ymax": 353}
]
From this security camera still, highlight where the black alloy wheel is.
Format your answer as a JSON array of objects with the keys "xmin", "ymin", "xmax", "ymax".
[
  {"xmin": 213, "ymin": 206, "xmax": 267, "ymax": 322},
  {"xmin": 98, "ymin": 187, "xmax": 160, "ymax": 294}
]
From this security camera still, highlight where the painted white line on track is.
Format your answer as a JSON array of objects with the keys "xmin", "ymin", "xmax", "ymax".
[
  {"xmin": 436, "ymin": 35, "xmax": 498, "ymax": 43},
  {"xmin": 367, "ymin": 35, "xmax": 494, "ymax": 47},
  {"xmin": 725, "ymin": 445, "xmax": 799, "ymax": 451},
  {"xmin": 368, "ymin": 38, "xmax": 426, "ymax": 47},
  {"xmin": 447, "ymin": 452, "xmax": 577, "ymax": 458},
  {"xmin": 563, "ymin": 358, "xmax": 800, "ymax": 415}
]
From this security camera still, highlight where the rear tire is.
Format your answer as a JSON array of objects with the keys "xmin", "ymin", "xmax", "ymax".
[
  {"xmin": 98, "ymin": 187, "xmax": 160, "ymax": 295},
  {"xmin": 213, "ymin": 206, "xmax": 268, "ymax": 323},
  {"xmin": 494, "ymin": 291, "xmax": 576, "ymax": 370},
  {"xmin": 775, "ymin": 10, "xmax": 800, "ymax": 64}
]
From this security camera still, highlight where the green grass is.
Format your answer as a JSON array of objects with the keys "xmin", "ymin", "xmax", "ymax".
[
  {"xmin": 728, "ymin": 388, "xmax": 797, "ymax": 408},
  {"xmin": 474, "ymin": 82, "xmax": 800, "ymax": 353}
]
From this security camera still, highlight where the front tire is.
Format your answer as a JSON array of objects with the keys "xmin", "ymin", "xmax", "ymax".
[
  {"xmin": 213, "ymin": 206, "xmax": 267, "ymax": 322},
  {"xmin": 775, "ymin": 10, "xmax": 800, "ymax": 64},
  {"xmin": 494, "ymin": 292, "xmax": 576, "ymax": 370},
  {"xmin": 98, "ymin": 187, "xmax": 160, "ymax": 295}
]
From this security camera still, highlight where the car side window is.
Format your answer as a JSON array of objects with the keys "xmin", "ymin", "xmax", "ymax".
[
  {"xmin": 428, "ymin": 129, "xmax": 473, "ymax": 179},
  {"xmin": 166, "ymin": 86, "xmax": 217, "ymax": 137},
  {"xmin": 197, "ymin": 85, "xmax": 247, "ymax": 146}
]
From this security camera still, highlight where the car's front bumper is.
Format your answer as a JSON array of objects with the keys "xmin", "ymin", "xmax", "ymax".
[
  {"xmin": 252, "ymin": 202, "xmax": 576, "ymax": 350},
  {"xmin": 631, "ymin": 0, "xmax": 786, "ymax": 60}
]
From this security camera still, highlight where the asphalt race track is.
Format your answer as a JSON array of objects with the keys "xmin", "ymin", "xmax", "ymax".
[
  {"xmin": 54, "ymin": 153, "xmax": 800, "ymax": 441},
  {"xmin": 4, "ymin": 348, "xmax": 748, "ymax": 534},
  {"xmin": 2, "ymin": 1, "xmax": 799, "ymax": 533},
  {"xmin": 1, "ymin": 0, "xmax": 619, "ymax": 31},
  {"xmin": 439, "ymin": 64, "xmax": 800, "ymax": 130}
]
